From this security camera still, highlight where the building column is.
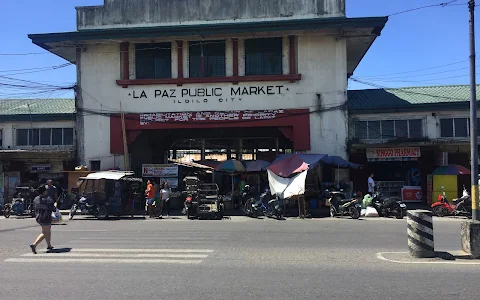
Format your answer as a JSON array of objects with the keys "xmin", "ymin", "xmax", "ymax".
[
  {"xmin": 275, "ymin": 138, "xmax": 279, "ymax": 154},
  {"xmin": 200, "ymin": 139, "xmax": 206, "ymax": 160},
  {"xmin": 227, "ymin": 142, "xmax": 232, "ymax": 160},
  {"xmin": 238, "ymin": 139, "xmax": 243, "ymax": 161}
]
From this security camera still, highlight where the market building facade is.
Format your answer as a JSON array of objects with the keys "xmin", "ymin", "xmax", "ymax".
[
  {"xmin": 29, "ymin": 0, "xmax": 388, "ymax": 176},
  {"xmin": 0, "ymin": 99, "xmax": 76, "ymax": 205},
  {"xmin": 348, "ymin": 85, "xmax": 480, "ymax": 205}
]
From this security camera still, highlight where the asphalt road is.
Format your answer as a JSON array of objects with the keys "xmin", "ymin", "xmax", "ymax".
[{"xmin": 0, "ymin": 214, "xmax": 478, "ymax": 300}]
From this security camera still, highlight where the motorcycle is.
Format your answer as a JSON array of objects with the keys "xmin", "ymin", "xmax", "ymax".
[
  {"xmin": 69, "ymin": 194, "xmax": 108, "ymax": 220},
  {"xmin": 328, "ymin": 190, "xmax": 361, "ymax": 219},
  {"xmin": 3, "ymin": 186, "xmax": 37, "ymax": 219},
  {"xmin": 265, "ymin": 194, "xmax": 284, "ymax": 220},
  {"xmin": 431, "ymin": 185, "xmax": 471, "ymax": 217},
  {"xmin": 371, "ymin": 191, "xmax": 407, "ymax": 219}
]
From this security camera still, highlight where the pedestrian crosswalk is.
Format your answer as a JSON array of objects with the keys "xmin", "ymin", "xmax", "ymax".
[{"xmin": 4, "ymin": 248, "xmax": 214, "ymax": 264}]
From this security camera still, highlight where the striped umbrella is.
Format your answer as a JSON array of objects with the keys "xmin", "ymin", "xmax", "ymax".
[{"xmin": 215, "ymin": 159, "xmax": 246, "ymax": 173}]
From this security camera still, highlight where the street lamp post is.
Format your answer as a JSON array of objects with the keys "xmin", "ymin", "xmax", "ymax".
[{"xmin": 468, "ymin": 0, "xmax": 479, "ymax": 221}]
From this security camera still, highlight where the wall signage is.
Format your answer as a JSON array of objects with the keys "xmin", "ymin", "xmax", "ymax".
[
  {"xmin": 140, "ymin": 110, "xmax": 285, "ymax": 125},
  {"xmin": 128, "ymin": 85, "xmax": 288, "ymax": 104},
  {"xmin": 142, "ymin": 164, "xmax": 179, "ymax": 177},
  {"xmin": 366, "ymin": 147, "xmax": 421, "ymax": 161},
  {"xmin": 30, "ymin": 164, "xmax": 52, "ymax": 173}
]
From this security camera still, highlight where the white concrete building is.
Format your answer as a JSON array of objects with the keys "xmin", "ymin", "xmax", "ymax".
[
  {"xmin": 0, "ymin": 99, "xmax": 76, "ymax": 205},
  {"xmin": 29, "ymin": 0, "xmax": 387, "ymax": 175},
  {"xmin": 347, "ymin": 85, "xmax": 480, "ymax": 204}
]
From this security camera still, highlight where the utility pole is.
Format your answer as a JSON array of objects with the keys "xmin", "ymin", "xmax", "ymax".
[
  {"xmin": 468, "ymin": 0, "xmax": 479, "ymax": 221},
  {"xmin": 120, "ymin": 102, "xmax": 130, "ymax": 171}
]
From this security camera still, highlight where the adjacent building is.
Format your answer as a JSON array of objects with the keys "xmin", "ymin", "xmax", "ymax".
[
  {"xmin": 0, "ymin": 99, "xmax": 76, "ymax": 205},
  {"xmin": 28, "ymin": 0, "xmax": 388, "ymax": 175},
  {"xmin": 348, "ymin": 84, "xmax": 480, "ymax": 204}
]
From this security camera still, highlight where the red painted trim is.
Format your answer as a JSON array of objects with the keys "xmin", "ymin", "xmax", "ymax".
[
  {"xmin": 116, "ymin": 74, "xmax": 301, "ymax": 87},
  {"xmin": 232, "ymin": 39, "xmax": 239, "ymax": 77},
  {"xmin": 288, "ymin": 36, "xmax": 296, "ymax": 75},
  {"xmin": 120, "ymin": 42, "xmax": 130, "ymax": 80},
  {"xmin": 110, "ymin": 109, "xmax": 311, "ymax": 154},
  {"xmin": 176, "ymin": 40, "xmax": 183, "ymax": 79}
]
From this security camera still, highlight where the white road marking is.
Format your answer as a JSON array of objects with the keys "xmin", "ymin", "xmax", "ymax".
[
  {"xmin": 21, "ymin": 253, "xmax": 208, "ymax": 258},
  {"xmin": 78, "ymin": 237, "xmax": 225, "ymax": 240},
  {"xmin": 4, "ymin": 258, "xmax": 203, "ymax": 264},
  {"xmin": 19, "ymin": 229, "xmax": 108, "ymax": 232},
  {"xmin": 376, "ymin": 252, "xmax": 480, "ymax": 265},
  {"xmin": 70, "ymin": 248, "xmax": 214, "ymax": 253}
]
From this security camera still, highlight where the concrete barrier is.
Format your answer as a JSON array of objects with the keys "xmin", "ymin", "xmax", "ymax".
[
  {"xmin": 407, "ymin": 210, "xmax": 434, "ymax": 258},
  {"xmin": 461, "ymin": 220, "xmax": 480, "ymax": 259}
]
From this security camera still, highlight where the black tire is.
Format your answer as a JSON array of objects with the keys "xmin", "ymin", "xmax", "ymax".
[
  {"xmin": 394, "ymin": 207, "xmax": 404, "ymax": 219},
  {"xmin": 330, "ymin": 206, "xmax": 336, "ymax": 217},
  {"xmin": 433, "ymin": 206, "xmax": 447, "ymax": 217},
  {"xmin": 69, "ymin": 205, "xmax": 77, "ymax": 220},
  {"xmin": 28, "ymin": 204, "xmax": 35, "ymax": 218},
  {"xmin": 97, "ymin": 205, "xmax": 108, "ymax": 219},
  {"xmin": 350, "ymin": 208, "xmax": 360, "ymax": 219},
  {"xmin": 4, "ymin": 205, "xmax": 11, "ymax": 218}
]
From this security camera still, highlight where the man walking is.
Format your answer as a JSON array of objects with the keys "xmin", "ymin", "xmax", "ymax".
[{"xmin": 159, "ymin": 181, "xmax": 171, "ymax": 218}]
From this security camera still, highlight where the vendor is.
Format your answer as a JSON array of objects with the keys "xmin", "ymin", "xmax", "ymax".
[{"xmin": 368, "ymin": 173, "xmax": 375, "ymax": 195}]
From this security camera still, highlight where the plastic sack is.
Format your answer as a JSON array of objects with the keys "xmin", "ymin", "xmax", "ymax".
[
  {"xmin": 51, "ymin": 209, "xmax": 63, "ymax": 224},
  {"xmin": 362, "ymin": 194, "xmax": 373, "ymax": 209},
  {"xmin": 365, "ymin": 206, "xmax": 379, "ymax": 217}
]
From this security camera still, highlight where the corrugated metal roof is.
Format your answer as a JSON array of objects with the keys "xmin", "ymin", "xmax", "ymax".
[
  {"xmin": 348, "ymin": 84, "xmax": 480, "ymax": 110},
  {"xmin": 0, "ymin": 98, "xmax": 75, "ymax": 115}
]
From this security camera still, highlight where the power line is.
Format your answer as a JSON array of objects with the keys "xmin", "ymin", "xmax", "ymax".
[
  {"xmin": 356, "ymin": 65, "xmax": 474, "ymax": 80},
  {"xmin": 388, "ymin": 0, "xmax": 460, "ymax": 16},
  {"xmin": 349, "ymin": 77, "xmax": 473, "ymax": 101},
  {"xmin": 356, "ymin": 60, "xmax": 469, "ymax": 78},
  {"xmin": 353, "ymin": 73, "xmax": 479, "ymax": 84}
]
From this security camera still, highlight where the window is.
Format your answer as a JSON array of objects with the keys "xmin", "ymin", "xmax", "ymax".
[
  {"xmin": 52, "ymin": 128, "xmax": 63, "ymax": 145},
  {"xmin": 90, "ymin": 160, "xmax": 101, "ymax": 171},
  {"xmin": 15, "ymin": 128, "xmax": 74, "ymax": 146},
  {"xmin": 354, "ymin": 119, "xmax": 423, "ymax": 140},
  {"xmin": 63, "ymin": 128, "xmax": 74, "ymax": 145},
  {"xmin": 40, "ymin": 128, "xmax": 51, "ymax": 145},
  {"xmin": 17, "ymin": 129, "xmax": 28, "ymax": 146},
  {"xmin": 189, "ymin": 41, "xmax": 226, "ymax": 78},
  {"xmin": 440, "ymin": 118, "xmax": 480, "ymax": 137},
  {"xmin": 245, "ymin": 38, "xmax": 283, "ymax": 76},
  {"xmin": 135, "ymin": 43, "xmax": 172, "ymax": 79}
]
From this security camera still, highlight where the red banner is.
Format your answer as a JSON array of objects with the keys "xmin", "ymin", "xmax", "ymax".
[
  {"xmin": 140, "ymin": 110, "xmax": 286, "ymax": 125},
  {"xmin": 366, "ymin": 147, "xmax": 421, "ymax": 159}
]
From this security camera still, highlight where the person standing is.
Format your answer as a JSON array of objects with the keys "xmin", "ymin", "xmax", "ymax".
[
  {"xmin": 145, "ymin": 180, "xmax": 156, "ymax": 218},
  {"xmin": 153, "ymin": 181, "xmax": 161, "ymax": 217},
  {"xmin": 368, "ymin": 173, "xmax": 375, "ymax": 195},
  {"xmin": 30, "ymin": 186, "xmax": 56, "ymax": 254},
  {"xmin": 45, "ymin": 179, "xmax": 58, "ymax": 209},
  {"xmin": 160, "ymin": 181, "xmax": 171, "ymax": 218}
]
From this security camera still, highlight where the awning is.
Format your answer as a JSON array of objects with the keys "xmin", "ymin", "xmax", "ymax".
[
  {"xmin": 80, "ymin": 171, "xmax": 135, "ymax": 180},
  {"xmin": 168, "ymin": 158, "xmax": 214, "ymax": 170}
]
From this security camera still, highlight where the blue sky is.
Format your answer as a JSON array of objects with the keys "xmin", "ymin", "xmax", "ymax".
[{"xmin": 0, "ymin": 0, "xmax": 477, "ymax": 97}]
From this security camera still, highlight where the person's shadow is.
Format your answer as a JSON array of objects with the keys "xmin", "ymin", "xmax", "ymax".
[{"xmin": 46, "ymin": 248, "xmax": 72, "ymax": 253}]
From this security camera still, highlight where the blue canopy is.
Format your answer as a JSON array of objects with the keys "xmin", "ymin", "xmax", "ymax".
[
  {"xmin": 272, "ymin": 154, "xmax": 329, "ymax": 168},
  {"xmin": 272, "ymin": 153, "xmax": 360, "ymax": 169},
  {"xmin": 322, "ymin": 156, "xmax": 360, "ymax": 169}
]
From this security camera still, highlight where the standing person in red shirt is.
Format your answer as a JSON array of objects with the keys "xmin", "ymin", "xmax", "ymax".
[{"xmin": 145, "ymin": 180, "xmax": 156, "ymax": 218}]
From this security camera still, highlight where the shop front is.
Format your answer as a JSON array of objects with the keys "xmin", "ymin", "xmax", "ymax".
[
  {"xmin": 350, "ymin": 146, "xmax": 436, "ymax": 204},
  {"xmin": 0, "ymin": 150, "xmax": 75, "ymax": 202}
]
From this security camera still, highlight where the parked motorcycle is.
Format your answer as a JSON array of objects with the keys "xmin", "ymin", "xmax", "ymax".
[
  {"xmin": 431, "ymin": 186, "xmax": 471, "ymax": 217},
  {"xmin": 328, "ymin": 190, "xmax": 361, "ymax": 219},
  {"xmin": 371, "ymin": 191, "xmax": 407, "ymax": 219},
  {"xmin": 69, "ymin": 194, "xmax": 108, "ymax": 220},
  {"xmin": 265, "ymin": 195, "xmax": 284, "ymax": 220}
]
